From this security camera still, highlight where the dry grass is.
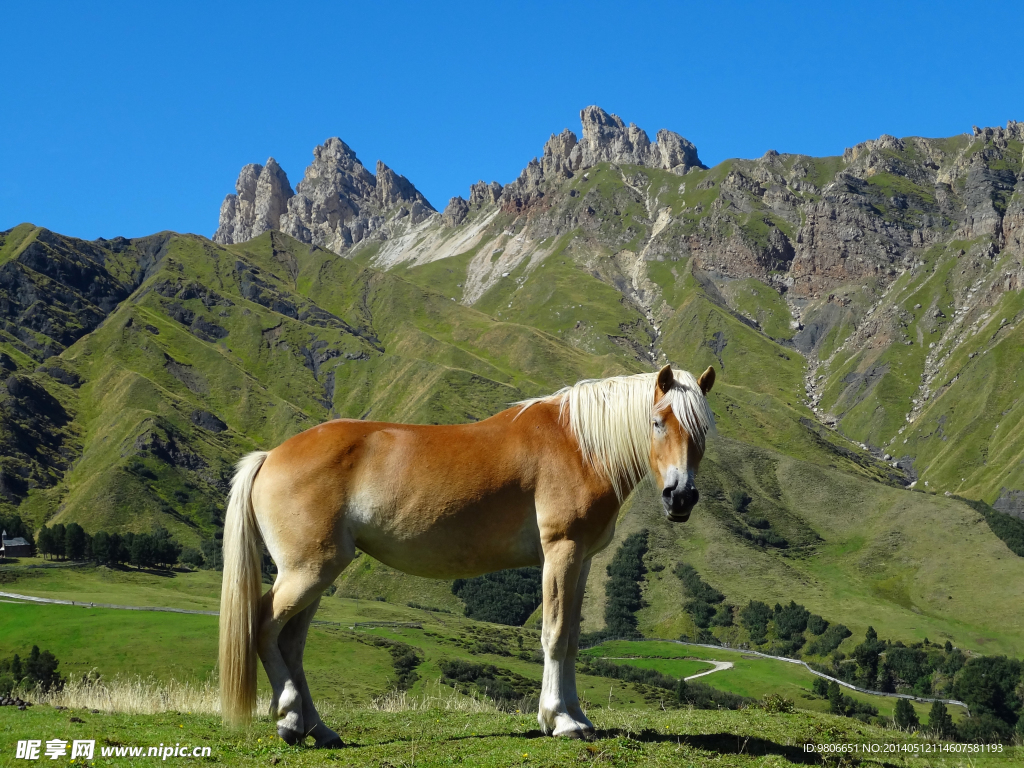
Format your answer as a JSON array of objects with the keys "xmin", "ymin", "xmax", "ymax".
[
  {"xmin": 367, "ymin": 679, "xmax": 545, "ymax": 715},
  {"xmin": 26, "ymin": 673, "xmax": 278, "ymax": 717},
  {"xmin": 369, "ymin": 680, "xmax": 498, "ymax": 714}
]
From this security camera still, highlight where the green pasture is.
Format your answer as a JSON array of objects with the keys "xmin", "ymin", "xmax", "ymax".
[
  {"xmin": 6, "ymin": 702, "xmax": 1013, "ymax": 768},
  {"xmin": 581, "ymin": 642, "xmax": 958, "ymax": 724}
]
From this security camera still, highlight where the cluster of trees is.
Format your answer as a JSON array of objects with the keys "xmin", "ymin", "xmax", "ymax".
[
  {"xmin": 36, "ymin": 524, "xmax": 184, "ymax": 570},
  {"xmin": 578, "ymin": 656, "xmax": 750, "ymax": 710},
  {"xmin": 439, "ymin": 659, "xmax": 537, "ymax": 704},
  {"xmin": 674, "ymin": 562, "xmax": 731, "ymax": 636},
  {"xmin": 739, "ymin": 599, "xmax": 849, "ymax": 657},
  {"xmin": 812, "ymin": 676, "xmax": 957, "ymax": 734},
  {"xmin": 824, "ymin": 628, "xmax": 960, "ymax": 694},
  {"xmin": 729, "ymin": 489, "xmax": 787, "ymax": 547},
  {"xmin": 352, "ymin": 634, "xmax": 423, "ymax": 690},
  {"xmin": 600, "ymin": 530, "xmax": 649, "ymax": 639},
  {"xmin": 818, "ymin": 627, "xmax": 1024, "ymax": 742},
  {"xmin": 0, "ymin": 646, "xmax": 62, "ymax": 696},
  {"xmin": 451, "ymin": 567, "xmax": 542, "ymax": 626},
  {"xmin": 805, "ymin": 621, "xmax": 853, "ymax": 656},
  {"xmin": 811, "ymin": 677, "xmax": 879, "ymax": 721}
]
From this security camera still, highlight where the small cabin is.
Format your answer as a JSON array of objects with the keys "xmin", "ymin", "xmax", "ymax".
[{"xmin": 1, "ymin": 531, "xmax": 32, "ymax": 559}]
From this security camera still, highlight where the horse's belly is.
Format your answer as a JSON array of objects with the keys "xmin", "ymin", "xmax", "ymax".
[{"xmin": 347, "ymin": 495, "xmax": 542, "ymax": 579}]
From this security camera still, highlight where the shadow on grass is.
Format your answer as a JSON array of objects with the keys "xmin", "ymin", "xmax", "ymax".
[{"xmin": 351, "ymin": 727, "xmax": 903, "ymax": 765}]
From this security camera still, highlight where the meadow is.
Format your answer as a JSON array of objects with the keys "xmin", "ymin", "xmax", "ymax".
[
  {"xmin": 6, "ymin": 702, "xmax": 1018, "ymax": 767},
  {"xmin": 2, "ymin": 565, "xmax": 1012, "ymax": 768}
]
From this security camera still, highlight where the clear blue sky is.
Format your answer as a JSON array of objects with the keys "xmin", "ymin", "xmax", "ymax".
[{"xmin": 2, "ymin": 1, "xmax": 1022, "ymax": 240}]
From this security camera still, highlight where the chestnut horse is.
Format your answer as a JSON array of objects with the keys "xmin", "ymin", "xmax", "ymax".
[{"xmin": 219, "ymin": 364, "xmax": 715, "ymax": 746}]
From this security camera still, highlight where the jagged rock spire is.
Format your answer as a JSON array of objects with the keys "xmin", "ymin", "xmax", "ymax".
[
  {"xmin": 213, "ymin": 158, "xmax": 294, "ymax": 245},
  {"xmin": 484, "ymin": 106, "xmax": 705, "ymax": 215},
  {"xmin": 214, "ymin": 138, "xmax": 435, "ymax": 254}
]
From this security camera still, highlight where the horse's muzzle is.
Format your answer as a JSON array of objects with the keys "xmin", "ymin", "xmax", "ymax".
[{"xmin": 662, "ymin": 481, "xmax": 698, "ymax": 523}]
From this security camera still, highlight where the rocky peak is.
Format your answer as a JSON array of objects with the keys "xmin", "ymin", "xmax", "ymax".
[
  {"xmin": 843, "ymin": 134, "xmax": 906, "ymax": 163},
  {"xmin": 375, "ymin": 160, "xmax": 432, "ymax": 220},
  {"xmin": 441, "ymin": 196, "xmax": 470, "ymax": 227},
  {"xmin": 216, "ymin": 136, "xmax": 435, "ymax": 255},
  {"xmin": 213, "ymin": 158, "xmax": 294, "ymax": 245},
  {"xmin": 469, "ymin": 181, "xmax": 503, "ymax": 208},
  {"xmin": 541, "ymin": 129, "xmax": 578, "ymax": 179},
  {"xmin": 973, "ymin": 120, "xmax": 1024, "ymax": 143},
  {"xmin": 493, "ymin": 106, "xmax": 704, "ymax": 215},
  {"xmin": 570, "ymin": 106, "xmax": 703, "ymax": 174},
  {"xmin": 652, "ymin": 128, "xmax": 703, "ymax": 174}
]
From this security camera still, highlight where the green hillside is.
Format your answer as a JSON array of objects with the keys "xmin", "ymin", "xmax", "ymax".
[
  {"xmin": 2, "ymin": 117, "xmax": 1024, "ymax": 750},
  {"xmin": 1, "ymin": 214, "xmax": 1022, "ymax": 668}
]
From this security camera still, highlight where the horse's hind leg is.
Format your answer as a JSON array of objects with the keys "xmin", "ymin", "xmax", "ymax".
[
  {"xmin": 537, "ymin": 539, "xmax": 594, "ymax": 738},
  {"xmin": 257, "ymin": 561, "xmax": 346, "ymax": 744},
  {"xmin": 278, "ymin": 597, "xmax": 343, "ymax": 748}
]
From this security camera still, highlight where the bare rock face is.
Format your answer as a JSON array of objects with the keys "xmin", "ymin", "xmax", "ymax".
[
  {"xmin": 278, "ymin": 138, "xmax": 377, "ymax": 252},
  {"xmin": 653, "ymin": 128, "xmax": 703, "ymax": 175},
  {"xmin": 215, "ymin": 138, "xmax": 434, "ymax": 254},
  {"xmin": 469, "ymin": 181, "xmax": 503, "ymax": 208},
  {"xmin": 442, "ymin": 196, "xmax": 470, "ymax": 227},
  {"xmin": 493, "ymin": 106, "xmax": 705, "ymax": 215},
  {"xmin": 541, "ymin": 129, "xmax": 579, "ymax": 179},
  {"xmin": 273, "ymin": 138, "xmax": 434, "ymax": 254},
  {"xmin": 375, "ymin": 160, "xmax": 433, "ymax": 223},
  {"xmin": 213, "ymin": 159, "xmax": 294, "ymax": 244},
  {"xmin": 570, "ymin": 107, "xmax": 703, "ymax": 174}
]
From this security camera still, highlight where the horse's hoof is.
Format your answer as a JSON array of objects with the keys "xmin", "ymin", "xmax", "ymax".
[
  {"xmin": 553, "ymin": 726, "xmax": 589, "ymax": 739},
  {"xmin": 315, "ymin": 737, "xmax": 346, "ymax": 749},
  {"xmin": 552, "ymin": 714, "xmax": 595, "ymax": 739},
  {"xmin": 277, "ymin": 726, "xmax": 304, "ymax": 746}
]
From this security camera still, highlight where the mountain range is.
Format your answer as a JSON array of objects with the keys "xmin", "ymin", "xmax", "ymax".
[{"xmin": 1, "ymin": 106, "xmax": 1022, "ymax": 652}]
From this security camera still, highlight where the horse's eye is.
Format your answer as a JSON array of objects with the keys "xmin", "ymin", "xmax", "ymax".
[{"xmin": 652, "ymin": 418, "xmax": 664, "ymax": 430}]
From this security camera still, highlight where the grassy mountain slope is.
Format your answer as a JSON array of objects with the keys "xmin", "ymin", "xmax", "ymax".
[
  {"xmin": 580, "ymin": 438, "xmax": 1024, "ymax": 657},
  {"xmin": 0, "ymin": 228, "xmax": 629, "ymax": 541},
  {"xmin": 2, "ymin": 118, "xmax": 1023, "ymax": 666}
]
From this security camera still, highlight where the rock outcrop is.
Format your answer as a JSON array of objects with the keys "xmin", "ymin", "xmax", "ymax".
[
  {"xmin": 469, "ymin": 181, "xmax": 503, "ymax": 208},
  {"xmin": 495, "ymin": 106, "xmax": 705, "ymax": 213},
  {"xmin": 441, "ymin": 196, "xmax": 470, "ymax": 227},
  {"xmin": 217, "ymin": 138, "xmax": 434, "ymax": 254},
  {"xmin": 573, "ymin": 106, "xmax": 703, "ymax": 174},
  {"xmin": 213, "ymin": 159, "xmax": 294, "ymax": 245}
]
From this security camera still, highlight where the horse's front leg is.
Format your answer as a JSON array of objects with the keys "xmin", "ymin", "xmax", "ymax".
[
  {"xmin": 538, "ymin": 540, "xmax": 595, "ymax": 738},
  {"xmin": 562, "ymin": 558, "xmax": 592, "ymax": 727}
]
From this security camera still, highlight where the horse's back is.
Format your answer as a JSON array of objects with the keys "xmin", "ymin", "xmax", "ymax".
[
  {"xmin": 251, "ymin": 414, "xmax": 543, "ymax": 577},
  {"xmin": 250, "ymin": 406, "xmax": 620, "ymax": 579}
]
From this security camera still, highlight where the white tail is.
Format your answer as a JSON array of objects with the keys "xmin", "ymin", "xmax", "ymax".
[{"xmin": 218, "ymin": 450, "xmax": 269, "ymax": 725}]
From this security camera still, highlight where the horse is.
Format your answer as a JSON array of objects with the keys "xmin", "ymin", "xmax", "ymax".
[{"xmin": 219, "ymin": 363, "xmax": 715, "ymax": 746}]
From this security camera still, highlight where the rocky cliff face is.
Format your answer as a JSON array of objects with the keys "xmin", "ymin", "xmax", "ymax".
[
  {"xmin": 213, "ymin": 159, "xmax": 294, "ymax": 245},
  {"xmin": 498, "ymin": 106, "xmax": 705, "ymax": 212},
  {"xmin": 216, "ymin": 139, "xmax": 434, "ymax": 254}
]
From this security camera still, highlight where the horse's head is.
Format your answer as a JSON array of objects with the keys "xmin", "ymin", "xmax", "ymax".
[{"xmin": 650, "ymin": 364, "xmax": 715, "ymax": 522}]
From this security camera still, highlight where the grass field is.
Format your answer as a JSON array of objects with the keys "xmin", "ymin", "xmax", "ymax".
[
  {"xmin": 0, "ymin": 572, "xmax": 968, "ymax": 725},
  {"xmin": 4, "ymin": 698, "xmax": 1017, "ymax": 767},
  {"xmin": 581, "ymin": 642, "xmax": 954, "ymax": 724},
  {"xmin": 0, "ymin": 558, "xmax": 1019, "ymax": 765}
]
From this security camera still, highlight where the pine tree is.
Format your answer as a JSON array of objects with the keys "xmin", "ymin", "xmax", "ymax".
[
  {"xmin": 812, "ymin": 677, "xmax": 830, "ymax": 698},
  {"xmin": 927, "ymin": 700, "xmax": 953, "ymax": 739},
  {"xmin": 675, "ymin": 678, "xmax": 687, "ymax": 706},
  {"xmin": 64, "ymin": 523, "xmax": 86, "ymax": 560},
  {"xmin": 894, "ymin": 698, "xmax": 919, "ymax": 730},
  {"xmin": 828, "ymin": 681, "xmax": 843, "ymax": 715}
]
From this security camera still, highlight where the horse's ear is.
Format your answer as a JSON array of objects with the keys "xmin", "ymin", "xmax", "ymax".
[
  {"xmin": 698, "ymin": 366, "xmax": 716, "ymax": 395},
  {"xmin": 656, "ymin": 364, "xmax": 674, "ymax": 395}
]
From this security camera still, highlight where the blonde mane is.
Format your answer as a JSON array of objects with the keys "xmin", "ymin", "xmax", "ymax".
[{"xmin": 516, "ymin": 369, "xmax": 715, "ymax": 500}]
